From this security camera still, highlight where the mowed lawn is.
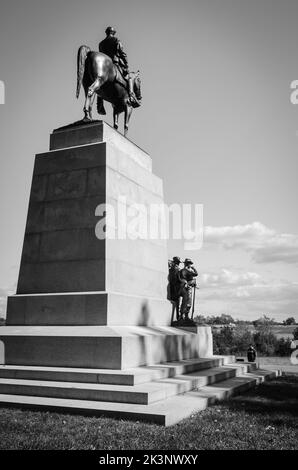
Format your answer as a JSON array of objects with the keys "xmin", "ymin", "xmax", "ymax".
[{"xmin": 0, "ymin": 375, "xmax": 297, "ymax": 450}]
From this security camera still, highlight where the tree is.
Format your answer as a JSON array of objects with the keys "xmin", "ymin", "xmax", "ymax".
[
  {"xmin": 213, "ymin": 326, "xmax": 234, "ymax": 355},
  {"xmin": 275, "ymin": 337, "xmax": 292, "ymax": 356},
  {"xmin": 233, "ymin": 325, "xmax": 254, "ymax": 354},
  {"xmin": 219, "ymin": 314, "xmax": 235, "ymax": 324},
  {"xmin": 194, "ymin": 314, "xmax": 207, "ymax": 325},
  {"xmin": 212, "ymin": 323, "xmax": 295, "ymax": 357},
  {"xmin": 253, "ymin": 315, "xmax": 275, "ymax": 333},
  {"xmin": 253, "ymin": 330, "xmax": 278, "ymax": 356},
  {"xmin": 206, "ymin": 314, "xmax": 235, "ymax": 325},
  {"xmin": 283, "ymin": 317, "xmax": 296, "ymax": 326}
]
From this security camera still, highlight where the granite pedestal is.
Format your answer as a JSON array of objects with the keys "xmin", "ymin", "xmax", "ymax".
[
  {"xmin": 1, "ymin": 121, "xmax": 213, "ymax": 368},
  {"xmin": 0, "ymin": 121, "xmax": 279, "ymax": 424}
]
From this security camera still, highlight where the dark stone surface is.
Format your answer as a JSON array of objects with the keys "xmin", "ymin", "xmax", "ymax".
[
  {"xmin": 36, "ymin": 143, "xmax": 106, "ymax": 175},
  {"xmin": 15, "ymin": 124, "xmax": 165, "ymax": 299},
  {"xmin": 1, "ymin": 335, "xmax": 122, "ymax": 369},
  {"xmin": 52, "ymin": 120, "xmax": 102, "ymax": 132},
  {"xmin": 17, "ymin": 259, "xmax": 106, "ymax": 294},
  {"xmin": 50, "ymin": 121, "xmax": 104, "ymax": 151},
  {"xmin": 25, "ymin": 195, "xmax": 105, "ymax": 233},
  {"xmin": 6, "ymin": 293, "xmax": 108, "ymax": 326},
  {"xmin": 47, "ymin": 169, "xmax": 87, "ymax": 200}
]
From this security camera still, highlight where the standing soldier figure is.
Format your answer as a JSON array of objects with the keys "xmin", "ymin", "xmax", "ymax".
[
  {"xmin": 180, "ymin": 258, "xmax": 198, "ymax": 321},
  {"xmin": 98, "ymin": 26, "xmax": 136, "ymax": 104},
  {"xmin": 168, "ymin": 256, "xmax": 182, "ymax": 324}
]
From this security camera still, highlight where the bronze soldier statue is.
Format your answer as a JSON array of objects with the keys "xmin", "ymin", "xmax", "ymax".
[
  {"xmin": 98, "ymin": 26, "xmax": 136, "ymax": 104},
  {"xmin": 180, "ymin": 258, "xmax": 198, "ymax": 321},
  {"xmin": 168, "ymin": 256, "xmax": 183, "ymax": 324}
]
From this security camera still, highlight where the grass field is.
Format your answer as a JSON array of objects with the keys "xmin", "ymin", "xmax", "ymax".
[
  {"xmin": 233, "ymin": 324, "xmax": 296, "ymax": 339},
  {"xmin": 271, "ymin": 325, "xmax": 296, "ymax": 339},
  {"xmin": 238, "ymin": 357, "xmax": 298, "ymax": 375},
  {"xmin": 0, "ymin": 375, "xmax": 297, "ymax": 450}
]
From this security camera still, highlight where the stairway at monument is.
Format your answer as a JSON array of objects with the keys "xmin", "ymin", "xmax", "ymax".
[
  {"xmin": 0, "ymin": 357, "xmax": 279, "ymax": 426},
  {"xmin": 0, "ymin": 359, "xmax": 262, "ymax": 404},
  {"xmin": 0, "ymin": 122, "xmax": 279, "ymax": 425}
]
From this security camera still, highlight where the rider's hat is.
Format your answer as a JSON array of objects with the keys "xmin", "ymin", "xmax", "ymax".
[
  {"xmin": 184, "ymin": 258, "xmax": 194, "ymax": 265},
  {"xmin": 172, "ymin": 256, "xmax": 181, "ymax": 264},
  {"xmin": 105, "ymin": 26, "xmax": 116, "ymax": 35}
]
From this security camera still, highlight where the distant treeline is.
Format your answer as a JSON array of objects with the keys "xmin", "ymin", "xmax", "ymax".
[
  {"xmin": 194, "ymin": 313, "xmax": 297, "ymax": 326},
  {"xmin": 196, "ymin": 315, "xmax": 298, "ymax": 357}
]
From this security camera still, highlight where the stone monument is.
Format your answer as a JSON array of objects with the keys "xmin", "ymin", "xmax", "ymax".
[
  {"xmin": 0, "ymin": 121, "xmax": 278, "ymax": 425},
  {"xmin": 1, "ymin": 121, "xmax": 212, "ymax": 370},
  {"xmin": 0, "ymin": 31, "xmax": 278, "ymax": 425}
]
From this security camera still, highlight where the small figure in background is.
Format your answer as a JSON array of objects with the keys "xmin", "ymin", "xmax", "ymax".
[
  {"xmin": 168, "ymin": 256, "xmax": 182, "ymax": 324},
  {"xmin": 247, "ymin": 344, "xmax": 257, "ymax": 362},
  {"xmin": 180, "ymin": 258, "xmax": 198, "ymax": 322}
]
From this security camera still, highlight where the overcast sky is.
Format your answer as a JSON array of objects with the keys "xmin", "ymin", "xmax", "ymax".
[{"xmin": 0, "ymin": 0, "xmax": 298, "ymax": 321}]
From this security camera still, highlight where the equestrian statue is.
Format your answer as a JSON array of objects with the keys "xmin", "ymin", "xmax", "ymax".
[{"xmin": 76, "ymin": 26, "xmax": 142, "ymax": 135}]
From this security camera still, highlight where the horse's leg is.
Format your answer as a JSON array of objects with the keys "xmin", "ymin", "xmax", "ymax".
[
  {"xmin": 124, "ymin": 104, "xmax": 133, "ymax": 136},
  {"xmin": 83, "ymin": 88, "xmax": 92, "ymax": 122},
  {"xmin": 89, "ymin": 93, "xmax": 96, "ymax": 120},
  {"xmin": 83, "ymin": 78, "xmax": 102, "ymax": 122},
  {"xmin": 87, "ymin": 78, "xmax": 102, "ymax": 97},
  {"xmin": 83, "ymin": 82, "xmax": 96, "ymax": 121},
  {"xmin": 113, "ymin": 107, "xmax": 119, "ymax": 130}
]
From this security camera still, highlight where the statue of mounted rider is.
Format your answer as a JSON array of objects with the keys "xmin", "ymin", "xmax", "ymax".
[
  {"xmin": 98, "ymin": 27, "xmax": 138, "ymax": 108},
  {"xmin": 168, "ymin": 257, "xmax": 199, "ymax": 326},
  {"xmin": 76, "ymin": 26, "xmax": 142, "ymax": 135}
]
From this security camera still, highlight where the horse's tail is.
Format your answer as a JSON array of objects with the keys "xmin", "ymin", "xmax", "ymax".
[{"xmin": 76, "ymin": 45, "xmax": 91, "ymax": 99}]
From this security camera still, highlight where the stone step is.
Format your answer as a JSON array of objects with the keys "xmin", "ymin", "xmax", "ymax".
[
  {"xmin": 49, "ymin": 121, "xmax": 152, "ymax": 173},
  {"xmin": 6, "ymin": 292, "xmax": 170, "ymax": 327},
  {"xmin": 0, "ymin": 357, "xmax": 236, "ymax": 385},
  {"xmin": 189, "ymin": 369, "xmax": 281, "ymax": 402},
  {"xmin": 0, "ymin": 369, "xmax": 279, "ymax": 426},
  {"xmin": 0, "ymin": 363, "xmax": 254, "ymax": 405},
  {"xmin": 0, "ymin": 325, "xmax": 213, "ymax": 369}
]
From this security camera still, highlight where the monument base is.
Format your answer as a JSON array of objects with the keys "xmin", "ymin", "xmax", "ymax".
[
  {"xmin": 0, "ymin": 325, "xmax": 213, "ymax": 369},
  {"xmin": 0, "ymin": 121, "xmax": 280, "ymax": 424},
  {"xmin": 6, "ymin": 292, "xmax": 170, "ymax": 326},
  {"xmin": 0, "ymin": 354, "xmax": 279, "ymax": 426}
]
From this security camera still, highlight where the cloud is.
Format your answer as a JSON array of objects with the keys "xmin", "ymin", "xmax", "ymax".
[
  {"xmin": 204, "ymin": 222, "xmax": 298, "ymax": 264},
  {"xmin": 231, "ymin": 281, "xmax": 298, "ymax": 303},
  {"xmin": 201, "ymin": 269, "xmax": 262, "ymax": 288},
  {"xmin": 200, "ymin": 268, "xmax": 298, "ymax": 309}
]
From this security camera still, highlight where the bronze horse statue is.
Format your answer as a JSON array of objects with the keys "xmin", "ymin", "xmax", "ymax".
[{"xmin": 76, "ymin": 45, "xmax": 142, "ymax": 135}]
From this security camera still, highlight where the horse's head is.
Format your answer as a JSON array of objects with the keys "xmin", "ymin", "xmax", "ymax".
[{"xmin": 133, "ymin": 71, "xmax": 142, "ymax": 102}]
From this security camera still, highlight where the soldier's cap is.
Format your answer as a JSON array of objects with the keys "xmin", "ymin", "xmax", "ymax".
[
  {"xmin": 184, "ymin": 258, "xmax": 194, "ymax": 265},
  {"xmin": 105, "ymin": 26, "xmax": 116, "ymax": 35},
  {"xmin": 172, "ymin": 256, "xmax": 181, "ymax": 263}
]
